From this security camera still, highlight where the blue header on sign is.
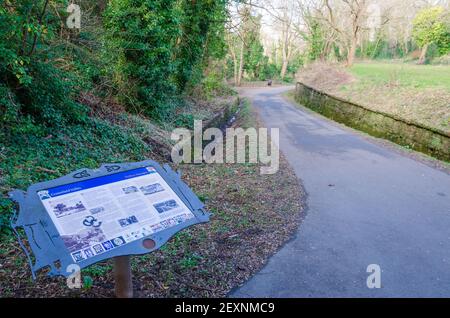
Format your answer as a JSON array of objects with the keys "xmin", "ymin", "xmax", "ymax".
[{"xmin": 41, "ymin": 167, "xmax": 156, "ymax": 199}]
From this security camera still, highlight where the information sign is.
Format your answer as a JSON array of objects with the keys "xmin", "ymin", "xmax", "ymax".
[{"xmin": 9, "ymin": 160, "xmax": 209, "ymax": 278}]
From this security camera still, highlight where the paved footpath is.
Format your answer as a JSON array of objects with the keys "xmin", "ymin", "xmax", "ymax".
[{"xmin": 231, "ymin": 86, "xmax": 450, "ymax": 297}]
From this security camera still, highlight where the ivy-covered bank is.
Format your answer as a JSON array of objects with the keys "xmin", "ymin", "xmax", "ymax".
[{"xmin": 1, "ymin": 1, "xmax": 228, "ymax": 127}]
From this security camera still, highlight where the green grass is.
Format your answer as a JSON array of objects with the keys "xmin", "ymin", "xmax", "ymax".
[
  {"xmin": 297, "ymin": 61, "xmax": 450, "ymax": 134},
  {"xmin": 342, "ymin": 62, "xmax": 450, "ymax": 133},
  {"xmin": 349, "ymin": 62, "xmax": 450, "ymax": 90}
]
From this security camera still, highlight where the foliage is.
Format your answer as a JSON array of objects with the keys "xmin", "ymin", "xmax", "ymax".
[
  {"xmin": 176, "ymin": 0, "xmax": 227, "ymax": 91},
  {"xmin": 242, "ymin": 15, "xmax": 267, "ymax": 80},
  {"xmin": 357, "ymin": 34, "xmax": 415, "ymax": 60},
  {"xmin": 104, "ymin": 0, "xmax": 228, "ymax": 119},
  {"xmin": 304, "ymin": 18, "xmax": 327, "ymax": 62},
  {"xmin": 0, "ymin": 0, "xmax": 88, "ymax": 127},
  {"xmin": 261, "ymin": 62, "xmax": 279, "ymax": 80},
  {"xmin": 200, "ymin": 72, "xmax": 232, "ymax": 99},
  {"xmin": 0, "ymin": 198, "xmax": 14, "ymax": 236},
  {"xmin": 412, "ymin": 6, "xmax": 450, "ymax": 55},
  {"xmin": 104, "ymin": 0, "xmax": 182, "ymax": 119},
  {"xmin": 83, "ymin": 276, "xmax": 94, "ymax": 290},
  {"xmin": 1, "ymin": 0, "xmax": 229, "ymax": 128},
  {"xmin": 244, "ymin": 39, "xmax": 267, "ymax": 80}
]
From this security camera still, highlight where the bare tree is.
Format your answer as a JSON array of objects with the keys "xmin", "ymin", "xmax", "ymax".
[
  {"xmin": 226, "ymin": 2, "xmax": 257, "ymax": 86},
  {"xmin": 320, "ymin": 0, "xmax": 370, "ymax": 66},
  {"xmin": 260, "ymin": 0, "xmax": 302, "ymax": 79},
  {"xmin": 279, "ymin": 2, "xmax": 296, "ymax": 78},
  {"xmin": 293, "ymin": 0, "xmax": 338, "ymax": 62}
]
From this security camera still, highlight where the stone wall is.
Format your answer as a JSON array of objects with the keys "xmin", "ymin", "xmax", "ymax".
[{"xmin": 295, "ymin": 82, "xmax": 450, "ymax": 162}]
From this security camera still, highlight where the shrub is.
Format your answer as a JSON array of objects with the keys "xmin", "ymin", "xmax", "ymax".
[{"xmin": 0, "ymin": 1, "xmax": 88, "ymax": 127}]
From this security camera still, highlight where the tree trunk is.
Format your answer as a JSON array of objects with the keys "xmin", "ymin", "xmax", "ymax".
[
  {"xmin": 280, "ymin": 27, "xmax": 289, "ymax": 79},
  {"xmin": 418, "ymin": 44, "xmax": 428, "ymax": 65},
  {"xmin": 230, "ymin": 50, "xmax": 238, "ymax": 85},
  {"xmin": 346, "ymin": 38, "xmax": 357, "ymax": 67},
  {"xmin": 227, "ymin": 35, "xmax": 238, "ymax": 85},
  {"xmin": 222, "ymin": 59, "xmax": 228, "ymax": 84},
  {"xmin": 280, "ymin": 60, "xmax": 288, "ymax": 80},
  {"xmin": 322, "ymin": 39, "xmax": 332, "ymax": 61},
  {"xmin": 237, "ymin": 40, "xmax": 245, "ymax": 86},
  {"xmin": 371, "ymin": 37, "xmax": 382, "ymax": 59},
  {"xmin": 403, "ymin": 38, "xmax": 409, "ymax": 55}
]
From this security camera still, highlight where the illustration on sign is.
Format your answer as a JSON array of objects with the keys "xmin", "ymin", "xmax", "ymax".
[{"xmin": 9, "ymin": 160, "xmax": 210, "ymax": 279}]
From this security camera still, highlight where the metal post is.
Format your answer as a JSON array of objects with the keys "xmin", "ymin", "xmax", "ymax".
[{"xmin": 114, "ymin": 255, "xmax": 133, "ymax": 298}]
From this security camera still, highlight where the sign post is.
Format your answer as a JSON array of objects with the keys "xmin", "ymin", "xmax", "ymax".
[
  {"xmin": 114, "ymin": 255, "xmax": 133, "ymax": 298},
  {"xmin": 9, "ymin": 160, "xmax": 210, "ymax": 296}
]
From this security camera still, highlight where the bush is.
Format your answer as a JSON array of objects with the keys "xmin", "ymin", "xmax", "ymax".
[
  {"xmin": 104, "ymin": 0, "xmax": 181, "ymax": 118},
  {"xmin": 104, "ymin": 0, "xmax": 227, "ymax": 119},
  {"xmin": 0, "ymin": 1, "xmax": 88, "ymax": 127}
]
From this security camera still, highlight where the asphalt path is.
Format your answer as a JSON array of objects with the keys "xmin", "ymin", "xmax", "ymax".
[{"xmin": 231, "ymin": 86, "xmax": 450, "ymax": 297}]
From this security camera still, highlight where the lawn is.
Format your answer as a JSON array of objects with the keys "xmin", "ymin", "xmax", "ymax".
[
  {"xmin": 349, "ymin": 62, "xmax": 450, "ymax": 91},
  {"xmin": 297, "ymin": 61, "xmax": 450, "ymax": 134}
]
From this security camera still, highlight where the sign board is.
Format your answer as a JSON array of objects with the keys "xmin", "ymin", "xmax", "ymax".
[{"xmin": 9, "ymin": 160, "xmax": 210, "ymax": 278}]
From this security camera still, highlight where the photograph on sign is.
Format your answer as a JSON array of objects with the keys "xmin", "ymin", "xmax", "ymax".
[{"xmin": 38, "ymin": 166, "xmax": 195, "ymax": 263}]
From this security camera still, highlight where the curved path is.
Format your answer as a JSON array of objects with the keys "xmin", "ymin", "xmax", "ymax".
[{"xmin": 231, "ymin": 86, "xmax": 450, "ymax": 297}]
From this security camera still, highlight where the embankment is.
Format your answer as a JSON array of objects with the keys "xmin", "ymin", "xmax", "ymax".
[{"xmin": 294, "ymin": 82, "xmax": 450, "ymax": 162}]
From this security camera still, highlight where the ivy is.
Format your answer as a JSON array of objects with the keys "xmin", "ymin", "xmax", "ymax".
[{"xmin": 104, "ymin": 0, "xmax": 227, "ymax": 119}]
